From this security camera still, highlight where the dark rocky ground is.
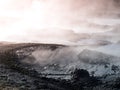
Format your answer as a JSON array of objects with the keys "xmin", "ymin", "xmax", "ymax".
[{"xmin": 0, "ymin": 43, "xmax": 120, "ymax": 90}]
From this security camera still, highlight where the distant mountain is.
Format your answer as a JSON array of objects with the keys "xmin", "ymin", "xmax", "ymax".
[
  {"xmin": 0, "ymin": 41, "xmax": 14, "ymax": 46},
  {"xmin": 78, "ymin": 49, "xmax": 116, "ymax": 65},
  {"xmin": 78, "ymin": 39, "xmax": 112, "ymax": 46},
  {"xmin": 95, "ymin": 43, "xmax": 120, "ymax": 57}
]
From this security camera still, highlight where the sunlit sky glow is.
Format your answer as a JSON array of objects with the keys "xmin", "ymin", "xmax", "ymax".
[{"xmin": 0, "ymin": 0, "xmax": 120, "ymax": 44}]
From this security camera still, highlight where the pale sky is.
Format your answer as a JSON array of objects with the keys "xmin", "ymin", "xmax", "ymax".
[{"xmin": 0, "ymin": 0, "xmax": 120, "ymax": 44}]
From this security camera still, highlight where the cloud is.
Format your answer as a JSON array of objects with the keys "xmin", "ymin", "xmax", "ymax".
[
  {"xmin": 5, "ymin": 28, "xmax": 80, "ymax": 44},
  {"xmin": 0, "ymin": 0, "xmax": 32, "ymax": 10},
  {"xmin": 0, "ymin": 0, "xmax": 120, "ymax": 44}
]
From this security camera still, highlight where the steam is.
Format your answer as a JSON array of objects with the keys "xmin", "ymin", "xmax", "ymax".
[{"xmin": 20, "ymin": 44, "xmax": 120, "ymax": 76}]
